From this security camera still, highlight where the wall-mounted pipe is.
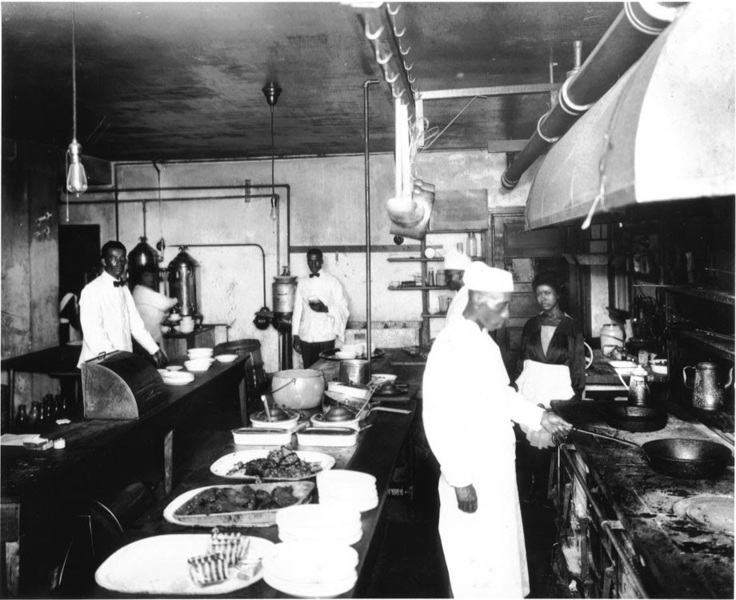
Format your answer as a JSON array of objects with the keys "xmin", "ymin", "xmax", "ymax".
[
  {"xmin": 63, "ymin": 182, "xmax": 291, "ymax": 272},
  {"xmin": 364, "ymin": 79, "xmax": 380, "ymax": 370},
  {"xmin": 501, "ymin": 1, "xmax": 685, "ymax": 190},
  {"xmin": 166, "ymin": 242, "xmax": 268, "ymax": 308}
]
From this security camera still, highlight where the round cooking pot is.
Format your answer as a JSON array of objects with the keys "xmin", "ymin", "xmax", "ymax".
[
  {"xmin": 271, "ymin": 369, "xmax": 325, "ymax": 410},
  {"xmin": 605, "ymin": 404, "xmax": 667, "ymax": 433}
]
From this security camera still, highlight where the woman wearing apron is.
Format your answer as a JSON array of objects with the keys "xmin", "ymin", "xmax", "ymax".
[{"xmin": 514, "ymin": 271, "xmax": 586, "ymax": 503}]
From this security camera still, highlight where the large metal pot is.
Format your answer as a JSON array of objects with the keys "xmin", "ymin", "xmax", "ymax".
[
  {"xmin": 570, "ymin": 428, "xmax": 733, "ymax": 480},
  {"xmin": 167, "ymin": 247, "xmax": 199, "ymax": 316},
  {"xmin": 270, "ymin": 369, "xmax": 325, "ymax": 410}
]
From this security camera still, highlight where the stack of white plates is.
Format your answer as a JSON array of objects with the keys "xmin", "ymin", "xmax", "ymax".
[
  {"xmin": 317, "ymin": 470, "xmax": 378, "ymax": 512},
  {"xmin": 187, "ymin": 347, "xmax": 214, "ymax": 360},
  {"xmin": 160, "ymin": 370, "xmax": 195, "ymax": 386},
  {"xmin": 262, "ymin": 541, "xmax": 358, "ymax": 598},
  {"xmin": 275, "ymin": 504, "xmax": 363, "ymax": 546}
]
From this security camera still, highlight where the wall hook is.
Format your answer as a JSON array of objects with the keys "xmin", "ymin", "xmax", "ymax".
[
  {"xmin": 385, "ymin": 70, "xmax": 399, "ymax": 84},
  {"xmin": 387, "ymin": 3, "xmax": 400, "ymax": 16},
  {"xmin": 393, "ymin": 25, "xmax": 406, "ymax": 38},
  {"xmin": 376, "ymin": 47, "xmax": 393, "ymax": 65},
  {"xmin": 403, "ymin": 60, "xmax": 414, "ymax": 71},
  {"xmin": 365, "ymin": 23, "xmax": 385, "ymax": 41}
]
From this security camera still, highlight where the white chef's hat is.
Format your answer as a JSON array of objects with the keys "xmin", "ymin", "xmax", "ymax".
[
  {"xmin": 443, "ymin": 250, "xmax": 472, "ymax": 271},
  {"xmin": 464, "ymin": 262, "xmax": 514, "ymax": 292}
]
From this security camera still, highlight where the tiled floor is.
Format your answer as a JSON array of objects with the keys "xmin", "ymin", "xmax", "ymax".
[{"xmin": 365, "ymin": 441, "xmax": 564, "ymax": 598}]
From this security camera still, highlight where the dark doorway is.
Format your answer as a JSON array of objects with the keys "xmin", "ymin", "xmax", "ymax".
[{"xmin": 59, "ymin": 225, "xmax": 101, "ymax": 299}]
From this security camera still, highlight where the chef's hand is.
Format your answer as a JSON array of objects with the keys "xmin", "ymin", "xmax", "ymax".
[
  {"xmin": 152, "ymin": 350, "xmax": 167, "ymax": 368},
  {"xmin": 308, "ymin": 299, "xmax": 328, "ymax": 313},
  {"xmin": 293, "ymin": 336, "xmax": 302, "ymax": 354},
  {"xmin": 455, "ymin": 484, "xmax": 477, "ymax": 513},
  {"xmin": 540, "ymin": 411, "xmax": 571, "ymax": 444}
]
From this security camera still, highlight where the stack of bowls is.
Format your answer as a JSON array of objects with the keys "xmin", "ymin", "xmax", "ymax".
[
  {"xmin": 275, "ymin": 504, "xmax": 363, "ymax": 546},
  {"xmin": 317, "ymin": 470, "xmax": 378, "ymax": 512},
  {"xmin": 185, "ymin": 347, "xmax": 214, "ymax": 372},
  {"xmin": 262, "ymin": 542, "xmax": 358, "ymax": 598},
  {"xmin": 187, "ymin": 347, "xmax": 213, "ymax": 360}
]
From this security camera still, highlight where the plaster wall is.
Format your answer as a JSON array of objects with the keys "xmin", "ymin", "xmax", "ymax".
[{"xmin": 65, "ymin": 150, "xmax": 540, "ymax": 371}]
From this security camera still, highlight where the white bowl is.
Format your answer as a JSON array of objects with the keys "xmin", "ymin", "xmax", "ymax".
[
  {"xmin": 215, "ymin": 353, "xmax": 238, "ymax": 363},
  {"xmin": 167, "ymin": 313, "xmax": 181, "ymax": 323},
  {"xmin": 340, "ymin": 345, "xmax": 362, "ymax": 356},
  {"xmin": 371, "ymin": 373, "xmax": 397, "ymax": 384},
  {"xmin": 335, "ymin": 351, "xmax": 358, "ymax": 360},
  {"xmin": 166, "ymin": 365, "xmax": 183, "ymax": 371},
  {"xmin": 650, "ymin": 359, "xmax": 668, "ymax": 375},
  {"xmin": 184, "ymin": 358, "xmax": 214, "ymax": 372},
  {"xmin": 187, "ymin": 347, "xmax": 213, "ymax": 357}
]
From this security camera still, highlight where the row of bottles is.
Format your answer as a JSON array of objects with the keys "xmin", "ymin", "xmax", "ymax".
[{"xmin": 14, "ymin": 394, "xmax": 72, "ymax": 433}]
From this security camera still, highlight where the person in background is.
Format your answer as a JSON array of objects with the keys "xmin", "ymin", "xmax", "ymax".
[
  {"xmin": 132, "ymin": 265, "xmax": 178, "ymax": 352},
  {"xmin": 292, "ymin": 248, "xmax": 349, "ymax": 368},
  {"xmin": 78, "ymin": 241, "xmax": 166, "ymax": 368},
  {"xmin": 423, "ymin": 262, "xmax": 571, "ymax": 598},
  {"xmin": 514, "ymin": 271, "xmax": 586, "ymax": 503},
  {"xmin": 442, "ymin": 250, "xmax": 472, "ymax": 323}
]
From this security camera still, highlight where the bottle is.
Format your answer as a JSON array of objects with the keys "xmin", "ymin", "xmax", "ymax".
[
  {"xmin": 427, "ymin": 268, "xmax": 435, "ymax": 287},
  {"xmin": 27, "ymin": 401, "xmax": 41, "ymax": 431},
  {"xmin": 466, "ymin": 232, "xmax": 478, "ymax": 258},
  {"xmin": 15, "ymin": 405, "xmax": 28, "ymax": 433}
]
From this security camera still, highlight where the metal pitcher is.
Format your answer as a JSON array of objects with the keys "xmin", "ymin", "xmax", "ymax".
[
  {"xmin": 627, "ymin": 366, "xmax": 651, "ymax": 407},
  {"xmin": 683, "ymin": 362, "xmax": 734, "ymax": 411}
]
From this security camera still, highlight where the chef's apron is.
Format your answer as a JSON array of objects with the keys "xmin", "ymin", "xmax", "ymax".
[
  {"xmin": 437, "ymin": 437, "xmax": 530, "ymax": 598},
  {"xmin": 515, "ymin": 360, "xmax": 574, "ymax": 448}
]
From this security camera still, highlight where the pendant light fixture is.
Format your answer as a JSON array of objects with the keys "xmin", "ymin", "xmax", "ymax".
[
  {"xmin": 66, "ymin": 3, "xmax": 88, "ymax": 195},
  {"xmin": 262, "ymin": 82, "xmax": 282, "ymax": 221}
]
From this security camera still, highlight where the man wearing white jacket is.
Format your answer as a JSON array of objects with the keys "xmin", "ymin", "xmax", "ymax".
[{"xmin": 423, "ymin": 262, "xmax": 570, "ymax": 598}]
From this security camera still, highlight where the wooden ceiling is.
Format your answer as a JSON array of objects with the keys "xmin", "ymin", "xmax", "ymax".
[{"xmin": 2, "ymin": 2, "xmax": 621, "ymax": 162}]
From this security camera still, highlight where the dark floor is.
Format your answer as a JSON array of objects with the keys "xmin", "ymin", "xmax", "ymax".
[{"xmin": 364, "ymin": 437, "xmax": 567, "ymax": 599}]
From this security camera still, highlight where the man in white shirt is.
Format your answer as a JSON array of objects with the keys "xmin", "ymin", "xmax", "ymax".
[
  {"xmin": 78, "ymin": 241, "xmax": 166, "ymax": 368},
  {"xmin": 443, "ymin": 250, "xmax": 472, "ymax": 323},
  {"xmin": 132, "ymin": 265, "xmax": 178, "ymax": 350},
  {"xmin": 422, "ymin": 262, "xmax": 570, "ymax": 598},
  {"xmin": 292, "ymin": 248, "xmax": 349, "ymax": 367}
]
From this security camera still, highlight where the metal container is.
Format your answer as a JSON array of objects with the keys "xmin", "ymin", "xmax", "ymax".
[
  {"xmin": 272, "ymin": 275, "xmax": 297, "ymax": 315},
  {"xmin": 80, "ymin": 351, "xmax": 166, "ymax": 419},
  {"xmin": 167, "ymin": 247, "xmax": 199, "ymax": 316},
  {"xmin": 600, "ymin": 323, "xmax": 625, "ymax": 356},
  {"xmin": 128, "ymin": 236, "xmax": 159, "ymax": 286},
  {"xmin": 271, "ymin": 369, "xmax": 326, "ymax": 410},
  {"xmin": 339, "ymin": 359, "xmax": 369, "ymax": 386},
  {"xmin": 683, "ymin": 361, "xmax": 734, "ymax": 411}
]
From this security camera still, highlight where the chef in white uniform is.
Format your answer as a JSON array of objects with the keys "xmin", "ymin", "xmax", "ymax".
[
  {"xmin": 423, "ymin": 262, "xmax": 571, "ymax": 598},
  {"xmin": 443, "ymin": 250, "xmax": 472, "ymax": 324}
]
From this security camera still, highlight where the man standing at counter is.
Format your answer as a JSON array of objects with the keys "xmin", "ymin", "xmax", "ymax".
[
  {"xmin": 292, "ymin": 248, "xmax": 349, "ymax": 368},
  {"xmin": 422, "ymin": 262, "xmax": 570, "ymax": 598},
  {"xmin": 132, "ymin": 265, "xmax": 178, "ymax": 352},
  {"xmin": 443, "ymin": 250, "xmax": 472, "ymax": 323},
  {"xmin": 78, "ymin": 241, "xmax": 166, "ymax": 368}
]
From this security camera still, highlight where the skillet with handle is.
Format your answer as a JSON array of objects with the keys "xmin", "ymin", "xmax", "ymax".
[{"xmin": 563, "ymin": 427, "xmax": 733, "ymax": 480}]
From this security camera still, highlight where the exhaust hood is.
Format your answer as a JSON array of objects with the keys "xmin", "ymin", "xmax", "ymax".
[{"xmin": 525, "ymin": 2, "xmax": 734, "ymax": 231}]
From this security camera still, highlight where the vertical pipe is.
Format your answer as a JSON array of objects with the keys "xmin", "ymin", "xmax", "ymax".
[
  {"xmin": 364, "ymin": 79, "xmax": 379, "ymax": 370},
  {"xmin": 114, "ymin": 163, "xmax": 120, "ymax": 241}
]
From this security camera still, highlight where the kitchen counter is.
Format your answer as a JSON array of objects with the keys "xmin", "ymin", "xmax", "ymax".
[
  {"xmin": 553, "ymin": 400, "xmax": 734, "ymax": 598},
  {"xmin": 90, "ymin": 351, "xmax": 418, "ymax": 598}
]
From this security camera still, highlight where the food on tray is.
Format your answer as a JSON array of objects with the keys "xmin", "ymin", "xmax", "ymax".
[
  {"xmin": 175, "ymin": 484, "xmax": 301, "ymax": 516},
  {"xmin": 225, "ymin": 446, "xmax": 322, "ymax": 479}
]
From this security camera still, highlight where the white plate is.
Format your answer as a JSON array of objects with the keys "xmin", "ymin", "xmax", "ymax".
[
  {"xmin": 166, "ymin": 365, "xmax": 183, "ymax": 371},
  {"xmin": 608, "ymin": 360, "xmax": 637, "ymax": 369},
  {"xmin": 673, "ymin": 494, "xmax": 734, "ymax": 534},
  {"xmin": 95, "ymin": 534, "xmax": 273, "ymax": 595},
  {"xmin": 210, "ymin": 450, "xmax": 335, "ymax": 481},
  {"xmin": 162, "ymin": 372, "xmax": 195, "ymax": 386},
  {"xmin": 163, "ymin": 482, "xmax": 315, "ymax": 528},
  {"xmin": 263, "ymin": 570, "xmax": 356, "ymax": 598}
]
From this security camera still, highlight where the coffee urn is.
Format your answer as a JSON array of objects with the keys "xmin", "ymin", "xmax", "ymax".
[
  {"xmin": 127, "ymin": 236, "xmax": 159, "ymax": 288},
  {"xmin": 273, "ymin": 270, "xmax": 297, "ymax": 369},
  {"xmin": 167, "ymin": 246, "xmax": 199, "ymax": 317}
]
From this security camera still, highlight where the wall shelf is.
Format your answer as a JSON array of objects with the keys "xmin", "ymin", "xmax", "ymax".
[
  {"xmin": 661, "ymin": 285, "xmax": 735, "ymax": 306},
  {"xmin": 389, "ymin": 286, "xmax": 450, "ymax": 291},
  {"xmin": 387, "ymin": 257, "xmax": 443, "ymax": 263}
]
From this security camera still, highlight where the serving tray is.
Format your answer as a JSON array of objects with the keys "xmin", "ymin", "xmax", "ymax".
[{"xmin": 164, "ymin": 482, "xmax": 315, "ymax": 528}]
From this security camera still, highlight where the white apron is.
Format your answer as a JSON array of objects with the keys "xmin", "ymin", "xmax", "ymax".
[{"xmin": 515, "ymin": 360, "xmax": 574, "ymax": 448}]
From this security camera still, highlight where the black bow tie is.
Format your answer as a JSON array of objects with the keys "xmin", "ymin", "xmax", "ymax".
[
  {"xmin": 113, "ymin": 280, "xmax": 124, "ymax": 287},
  {"xmin": 309, "ymin": 273, "xmax": 320, "ymax": 278}
]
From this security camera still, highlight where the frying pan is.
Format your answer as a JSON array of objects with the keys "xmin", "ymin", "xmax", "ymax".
[
  {"xmin": 605, "ymin": 404, "xmax": 667, "ymax": 433},
  {"xmin": 569, "ymin": 428, "xmax": 733, "ymax": 479}
]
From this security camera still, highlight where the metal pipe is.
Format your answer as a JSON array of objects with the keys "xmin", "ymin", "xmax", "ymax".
[
  {"xmin": 114, "ymin": 163, "xmax": 120, "ymax": 241},
  {"xmin": 364, "ymin": 79, "xmax": 380, "ymax": 371},
  {"xmin": 501, "ymin": 2, "xmax": 684, "ymax": 190},
  {"xmin": 167, "ymin": 242, "xmax": 268, "ymax": 308}
]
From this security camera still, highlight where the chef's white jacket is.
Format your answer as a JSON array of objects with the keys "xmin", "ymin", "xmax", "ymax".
[
  {"xmin": 132, "ymin": 284, "xmax": 178, "ymax": 346},
  {"xmin": 445, "ymin": 285, "xmax": 468, "ymax": 324},
  {"xmin": 78, "ymin": 272, "xmax": 160, "ymax": 367},
  {"xmin": 423, "ymin": 317, "xmax": 544, "ymax": 597},
  {"xmin": 291, "ymin": 269, "xmax": 349, "ymax": 343}
]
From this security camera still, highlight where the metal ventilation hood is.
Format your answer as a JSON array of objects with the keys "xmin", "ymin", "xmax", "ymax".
[{"xmin": 525, "ymin": 2, "xmax": 735, "ymax": 230}]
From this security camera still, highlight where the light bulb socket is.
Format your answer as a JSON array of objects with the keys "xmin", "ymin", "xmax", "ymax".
[
  {"xmin": 262, "ymin": 82, "xmax": 282, "ymax": 107},
  {"xmin": 66, "ymin": 139, "xmax": 88, "ymax": 194}
]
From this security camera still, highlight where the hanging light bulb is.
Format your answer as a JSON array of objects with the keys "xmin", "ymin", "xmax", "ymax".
[
  {"xmin": 66, "ymin": 4, "xmax": 88, "ymax": 195},
  {"xmin": 262, "ymin": 82, "xmax": 282, "ymax": 222}
]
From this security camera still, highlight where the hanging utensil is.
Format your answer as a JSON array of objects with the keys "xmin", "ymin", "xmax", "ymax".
[{"xmin": 260, "ymin": 394, "xmax": 272, "ymax": 422}]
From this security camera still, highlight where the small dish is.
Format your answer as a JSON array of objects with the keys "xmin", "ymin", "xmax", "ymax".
[
  {"xmin": 185, "ymin": 359, "xmax": 214, "ymax": 372},
  {"xmin": 215, "ymin": 354, "xmax": 239, "ymax": 363},
  {"xmin": 335, "ymin": 351, "xmax": 358, "ymax": 360},
  {"xmin": 166, "ymin": 365, "xmax": 183, "ymax": 371},
  {"xmin": 650, "ymin": 359, "xmax": 668, "ymax": 375},
  {"xmin": 371, "ymin": 373, "xmax": 397, "ymax": 385}
]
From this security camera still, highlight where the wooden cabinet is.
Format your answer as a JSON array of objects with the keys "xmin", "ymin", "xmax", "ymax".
[{"xmin": 161, "ymin": 326, "xmax": 216, "ymax": 360}]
